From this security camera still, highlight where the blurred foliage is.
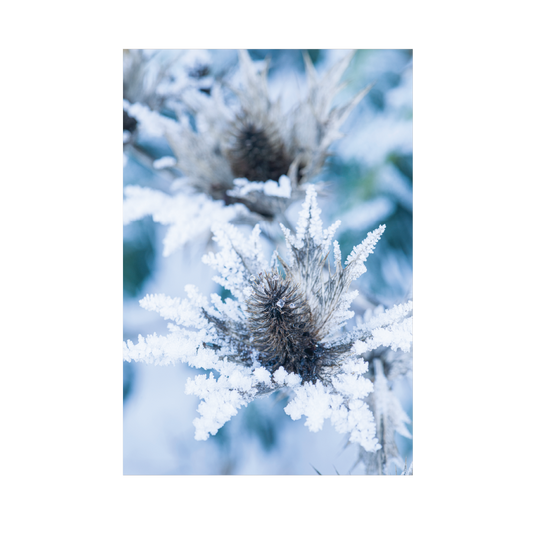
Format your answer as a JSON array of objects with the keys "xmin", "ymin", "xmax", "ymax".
[
  {"xmin": 388, "ymin": 152, "xmax": 413, "ymax": 180},
  {"xmin": 212, "ymin": 392, "xmax": 288, "ymax": 458},
  {"xmin": 123, "ymin": 219, "xmax": 156, "ymax": 298},
  {"xmin": 135, "ymin": 134, "xmax": 176, "ymax": 162},
  {"xmin": 219, "ymin": 286, "xmax": 233, "ymax": 303},
  {"xmin": 325, "ymin": 149, "xmax": 412, "ymax": 304},
  {"xmin": 242, "ymin": 400, "xmax": 277, "ymax": 451},
  {"xmin": 123, "ymin": 361, "xmax": 134, "ymax": 401},
  {"xmin": 247, "ymin": 49, "xmax": 323, "ymax": 73}
]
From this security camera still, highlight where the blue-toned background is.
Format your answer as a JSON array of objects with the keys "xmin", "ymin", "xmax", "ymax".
[{"xmin": 123, "ymin": 49, "xmax": 412, "ymax": 474}]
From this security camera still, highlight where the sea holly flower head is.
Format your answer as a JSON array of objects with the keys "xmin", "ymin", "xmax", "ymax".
[
  {"xmin": 165, "ymin": 49, "xmax": 372, "ymax": 218},
  {"xmin": 123, "ymin": 50, "xmax": 373, "ymax": 254},
  {"xmin": 123, "ymin": 186, "xmax": 412, "ymax": 452}
]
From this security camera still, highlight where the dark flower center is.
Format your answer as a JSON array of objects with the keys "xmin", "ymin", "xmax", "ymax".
[
  {"xmin": 227, "ymin": 123, "xmax": 292, "ymax": 183},
  {"xmin": 247, "ymin": 272, "xmax": 324, "ymax": 383}
]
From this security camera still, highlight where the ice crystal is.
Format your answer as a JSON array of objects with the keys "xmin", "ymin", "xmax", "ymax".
[{"xmin": 124, "ymin": 187, "xmax": 412, "ymax": 451}]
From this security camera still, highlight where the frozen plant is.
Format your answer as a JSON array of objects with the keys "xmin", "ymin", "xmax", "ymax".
[
  {"xmin": 349, "ymin": 355, "xmax": 412, "ymax": 474},
  {"xmin": 123, "ymin": 49, "xmax": 212, "ymax": 115},
  {"xmin": 123, "ymin": 186, "xmax": 412, "ymax": 453},
  {"xmin": 123, "ymin": 50, "xmax": 372, "ymax": 253}
]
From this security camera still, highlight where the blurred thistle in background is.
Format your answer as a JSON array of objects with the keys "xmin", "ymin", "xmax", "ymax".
[
  {"xmin": 123, "ymin": 49, "xmax": 372, "ymax": 252},
  {"xmin": 123, "ymin": 49, "xmax": 413, "ymax": 475}
]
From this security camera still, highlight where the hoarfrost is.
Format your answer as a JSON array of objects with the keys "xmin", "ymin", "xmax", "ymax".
[
  {"xmin": 228, "ymin": 175, "xmax": 292, "ymax": 199},
  {"xmin": 123, "ymin": 186, "xmax": 248, "ymax": 255},
  {"xmin": 153, "ymin": 156, "xmax": 177, "ymax": 170}
]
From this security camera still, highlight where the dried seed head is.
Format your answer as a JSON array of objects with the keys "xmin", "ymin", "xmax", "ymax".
[
  {"xmin": 246, "ymin": 271, "xmax": 324, "ymax": 383},
  {"xmin": 226, "ymin": 121, "xmax": 292, "ymax": 183}
]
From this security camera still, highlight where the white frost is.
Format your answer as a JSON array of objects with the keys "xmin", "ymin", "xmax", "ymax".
[
  {"xmin": 351, "ymin": 302, "xmax": 413, "ymax": 356},
  {"xmin": 185, "ymin": 372, "xmax": 256, "ymax": 440},
  {"xmin": 123, "ymin": 186, "xmax": 249, "ymax": 256},
  {"xmin": 227, "ymin": 175, "xmax": 292, "ymax": 199},
  {"xmin": 123, "ymin": 100, "xmax": 175, "ymax": 138},
  {"xmin": 284, "ymin": 363, "xmax": 380, "ymax": 452},
  {"xmin": 253, "ymin": 367, "xmax": 272, "ymax": 384},
  {"xmin": 153, "ymin": 156, "xmax": 177, "ymax": 169},
  {"xmin": 273, "ymin": 367, "xmax": 302, "ymax": 387}
]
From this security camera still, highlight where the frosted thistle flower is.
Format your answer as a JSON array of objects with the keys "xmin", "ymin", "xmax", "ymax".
[
  {"xmin": 123, "ymin": 49, "xmax": 212, "ymax": 114},
  {"xmin": 123, "ymin": 186, "xmax": 412, "ymax": 451},
  {"xmin": 121, "ymin": 50, "xmax": 370, "ymax": 256},
  {"xmin": 123, "ymin": 50, "xmax": 372, "ymax": 250},
  {"xmin": 165, "ymin": 49, "xmax": 372, "ymax": 220}
]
